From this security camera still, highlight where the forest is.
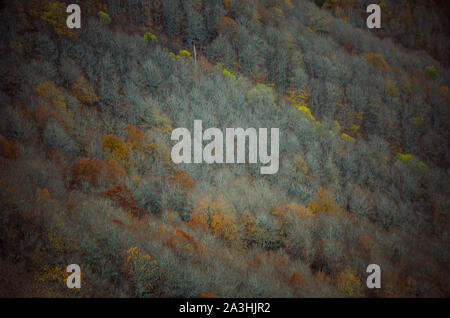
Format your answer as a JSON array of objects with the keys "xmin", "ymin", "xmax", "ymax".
[{"xmin": 0, "ymin": 0, "xmax": 449, "ymax": 297}]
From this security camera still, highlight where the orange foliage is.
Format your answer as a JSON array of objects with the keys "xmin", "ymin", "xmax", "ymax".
[
  {"xmin": 189, "ymin": 195, "xmax": 237, "ymax": 243},
  {"xmin": 159, "ymin": 226, "xmax": 206, "ymax": 260},
  {"xmin": 112, "ymin": 219, "xmax": 125, "ymax": 226},
  {"xmin": 307, "ymin": 187, "xmax": 340, "ymax": 215},
  {"xmin": 126, "ymin": 125, "xmax": 145, "ymax": 148},
  {"xmin": 33, "ymin": 104, "xmax": 61, "ymax": 126},
  {"xmin": 71, "ymin": 76, "xmax": 98, "ymax": 105},
  {"xmin": 70, "ymin": 157, "xmax": 101, "ymax": 188},
  {"xmin": 35, "ymin": 187, "xmax": 52, "ymax": 203},
  {"xmin": 289, "ymin": 272, "xmax": 304, "ymax": 286},
  {"xmin": 125, "ymin": 125, "xmax": 157, "ymax": 156},
  {"xmin": 337, "ymin": 267, "xmax": 363, "ymax": 297},
  {"xmin": 223, "ymin": 0, "xmax": 230, "ymax": 12},
  {"xmin": 257, "ymin": 3, "xmax": 272, "ymax": 24},
  {"xmin": 0, "ymin": 135, "xmax": 19, "ymax": 159},
  {"xmin": 176, "ymin": 228, "xmax": 206, "ymax": 253},
  {"xmin": 272, "ymin": 201, "xmax": 313, "ymax": 224},
  {"xmin": 70, "ymin": 157, "xmax": 125, "ymax": 189},
  {"xmin": 199, "ymin": 293, "xmax": 218, "ymax": 298},
  {"xmin": 210, "ymin": 211, "xmax": 237, "ymax": 242},
  {"xmin": 170, "ymin": 169, "xmax": 195, "ymax": 192},
  {"xmin": 215, "ymin": 16, "xmax": 238, "ymax": 38},
  {"xmin": 101, "ymin": 182, "xmax": 144, "ymax": 218}
]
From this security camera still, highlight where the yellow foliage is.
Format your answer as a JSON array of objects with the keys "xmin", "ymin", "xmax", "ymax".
[
  {"xmin": 341, "ymin": 133, "xmax": 355, "ymax": 143},
  {"xmin": 35, "ymin": 264, "xmax": 67, "ymax": 284},
  {"xmin": 103, "ymin": 135, "xmax": 130, "ymax": 166},
  {"xmin": 293, "ymin": 154, "xmax": 309, "ymax": 175},
  {"xmin": 272, "ymin": 7, "xmax": 284, "ymax": 17},
  {"xmin": 178, "ymin": 49, "xmax": 192, "ymax": 60},
  {"xmin": 210, "ymin": 211, "xmax": 238, "ymax": 242},
  {"xmin": 272, "ymin": 202, "xmax": 313, "ymax": 226},
  {"xmin": 284, "ymin": 202, "xmax": 314, "ymax": 218},
  {"xmin": 284, "ymin": 0, "xmax": 295, "ymax": 9},
  {"xmin": 125, "ymin": 246, "xmax": 158, "ymax": 277},
  {"xmin": 349, "ymin": 124, "xmax": 359, "ymax": 136},
  {"xmin": 98, "ymin": 11, "xmax": 111, "ymax": 24},
  {"xmin": 35, "ymin": 80, "xmax": 66, "ymax": 111},
  {"xmin": 410, "ymin": 116, "xmax": 424, "ymax": 127},
  {"xmin": 386, "ymin": 79, "xmax": 399, "ymax": 97},
  {"xmin": 36, "ymin": 187, "xmax": 51, "ymax": 202},
  {"xmin": 47, "ymin": 229, "xmax": 73, "ymax": 253},
  {"xmin": 151, "ymin": 110, "xmax": 172, "ymax": 134},
  {"xmin": 337, "ymin": 268, "xmax": 363, "ymax": 297},
  {"xmin": 222, "ymin": 68, "xmax": 236, "ymax": 81},
  {"xmin": 190, "ymin": 195, "xmax": 238, "ymax": 243},
  {"xmin": 41, "ymin": 1, "xmax": 78, "ymax": 39},
  {"xmin": 144, "ymin": 32, "xmax": 158, "ymax": 43},
  {"xmin": 307, "ymin": 187, "xmax": 339, "ymax": 215},
  {"xmin": 286, "ymin": 87, "xmax": 317, "ymax": 122},
  {"xmin": 223, "ymin": 0, "xmax": 230, "ymax": 12},
  {"xmin": 362, "ymin": 53, "xmax": 389, "ymax": 70},
  {"xmin": 395, "ymin": 153, "xmax": 428, "ymax": 177},
  {"xmin": 124, "ymin": 246, "xmax": 160, "ymax": 297},
  {"xmin": 297, "ymin": 105, "xmax": 316, "ymax": 122}
]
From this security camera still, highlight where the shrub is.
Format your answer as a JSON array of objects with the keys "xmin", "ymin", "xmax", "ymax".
[
  {"xmin": 362, "ymin": 53, "xmax": 389, "ymax": 70},
  {"xmin": 341, "ymin": 133, "xmax": 355, "ymax": 143},
  {"xmin": 103, "ymin": 135, "xmax": 130, "ymax": 164},
  {"xmin": 289, "ymin": 272, "xmax": 304, "ymax": 286},
  {"xmin": 41, "ymin": 1, "xmax": 78, "ymax": 38},
  {"xmin": 70, "ymin": 158, "xmax": 101, "ymax": 188},
  {"xmin": 293, "ymin": 155, "xmax": 309, "ymax": 175},
  {"xmin": 222, "ymin": 68, "xmax": 236, "ymax": 81},
  {"xmin": 144, "ymin": 32, "xmax": 158, "ymax": 43},
  {"xmin": 410, "ymin": 116, "xmax": 424, "ymax": 127},
  {"xmin": 170, "ymin": 169, "xmax": 195, "ymax": 193},
  {"xmin": 0, "ymin": 135, "xmax": 19, "ymax": 159},
  {"xmin": 189, "ymin": 195, "xmax": 238, "ymax": 244},
  {"xmin": 70, "ymin": 157, "xmax": 125, "ymax": 189},
  {"xmin": 307, "ymin": 187, "xmax": 340, "ymax": 215},
  {"xmin": 215, "ymin": 16, "xmax": 238, "ymax": 38},
  {"xmin": 151, "ymin": 111, "xmax": 172, "ymax": 134},
  {"xmin": 126, "ymin": 125, "xmax": 147, "ymax": 152},
  {"xmin": 98, "ymin": 11, "xmax": 111, "ymax": 25},
  {"xmin": 71, "ymin": 77, "xmax": 98, "ymax": 105},
  {"xmin": 297, "ymin": 105, "xmax": 316, "ymax": 122},
  {"xmin": 124, "ymin": 247, "xmax": 161, "ymax": 297},
  {"xmin": 337, "ymin": 268, "xmax": 363, "ymax": 297},
  {"xmin": 386, "ymin": 79, "xmax": 399, "ymax": 97},
  {"xmin": 247, "ymin": 83, "xmax": 276, "ymax": 106},
  {"xmin": 35, "ymin": 80, "xmax": 66, "ymax": 111},
  {"xmin": 424, "ymin": 66, "xmax": 438, "ymax": 79},
  {"xmin": 178, "ymin": 50, "xmax": 192, "ymax": 61},
  {"xmin": 102, "ymin": 182, "xmax": 145, "ymax": 218},
  {"xmin": 395, "ymin": 153, "xmax": 428, "ymax": 177}
]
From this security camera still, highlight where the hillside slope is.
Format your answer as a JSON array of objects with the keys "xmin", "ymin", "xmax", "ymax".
[{"xmin": 0, "ymin": 0, "xmax": 448, "ymax": 297}]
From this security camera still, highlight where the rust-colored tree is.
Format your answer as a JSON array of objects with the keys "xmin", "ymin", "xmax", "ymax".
[{"xmin": 102, "ymin": 182, "xmax": 144, "ymax": 218}]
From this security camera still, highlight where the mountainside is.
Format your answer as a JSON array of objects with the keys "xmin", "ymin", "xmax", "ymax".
[{"xmin": 0, "ymin": 0, "xmax": 449, "ymax": 297}]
